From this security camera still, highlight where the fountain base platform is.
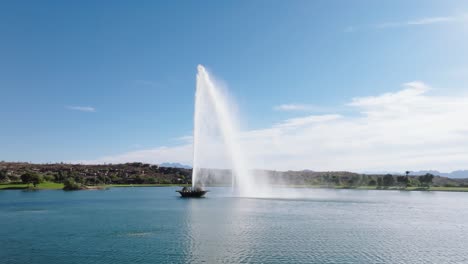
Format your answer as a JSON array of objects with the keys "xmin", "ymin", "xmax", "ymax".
[{"xmin": 176, "ymin": 187, "xmax": 208, "ymax": 198}]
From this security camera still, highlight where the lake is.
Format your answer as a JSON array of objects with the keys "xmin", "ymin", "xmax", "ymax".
[{"xmin": 1, "ymin": 187, "xmax": 467, "ymax": 264}]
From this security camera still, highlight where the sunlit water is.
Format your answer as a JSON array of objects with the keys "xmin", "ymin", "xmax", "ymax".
[{"xmin": 1, "ymin": 188, "xmax": 468, "ymax": 264}]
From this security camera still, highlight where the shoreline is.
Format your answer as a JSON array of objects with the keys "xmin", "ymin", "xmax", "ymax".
[
  {"xmin": 1, "ymin": 183, "xmax": 467, "ymax": 192},
  {"xmin": 0, "ymin": 183, "xmax": 191, "ymax": 190}
]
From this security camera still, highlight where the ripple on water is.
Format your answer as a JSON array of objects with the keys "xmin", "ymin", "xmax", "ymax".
[{"xmin": 125, "ymin": 232, "xmax": 153, "ymax": 237}]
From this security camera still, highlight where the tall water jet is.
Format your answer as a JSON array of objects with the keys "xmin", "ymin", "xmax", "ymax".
[{"xmin": 192, "ymin": 65, "xmax": 256, "ymax": 197}]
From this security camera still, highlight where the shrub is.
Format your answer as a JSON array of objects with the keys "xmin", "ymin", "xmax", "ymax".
[
  {"xmin": 63, "ymin": 178, "xmax": 82, "ymax": 190},
  {"xmin": 43, "ymin": 174, "xmax": 55, "ymax": 182},
  {"xmin": 147, "ymin": 178, "xmax": 157, "ymax": 184},
  {"xmin": 0, "ymin": 169, "xmax": 9, "ymax": 182}
]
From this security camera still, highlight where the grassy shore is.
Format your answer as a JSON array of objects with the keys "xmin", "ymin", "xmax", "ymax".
[
  {"xmin": 348, "ymin": 186, "xmax": 468, "ymax": 192},
  {"xmin": 270, "ymin": 184, "xmax": 468, "ymax": 192},
  {"xmin": 108, "ymin": 184, "xmax": 191, "ymax": 188},
  {"xmin": 1, "ymin": 182, "xmax": 467, "ymax": 192},
  {"xmin": 0, "ymin": 182, "xmax": 64, "ymax": 190}
]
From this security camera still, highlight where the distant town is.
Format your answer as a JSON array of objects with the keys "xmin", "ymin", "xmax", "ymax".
[{"xmin": 1, "ymin": 162, "xmax": 468, "ymax": 191}]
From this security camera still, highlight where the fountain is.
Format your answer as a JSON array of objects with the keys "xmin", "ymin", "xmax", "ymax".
[{"xmin": 178, "ymin": 65, "xmax": 257, "ymax": 197}]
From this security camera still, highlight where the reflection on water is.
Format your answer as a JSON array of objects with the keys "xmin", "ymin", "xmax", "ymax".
[
  {"xmin": 1, "ymin": 187, "xmax": 468, "ymax": 263},
  {"xmin": 183, "ymin": 196, "xmax": 262, "ymax": 263}
]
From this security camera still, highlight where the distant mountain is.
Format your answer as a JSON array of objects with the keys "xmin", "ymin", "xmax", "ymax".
[
  {"xmin": 410, "ymin": 170, "xmax": 468, "ymax": 179},
  {"xmin": 449, "ymin": 170, "xmax": 468, "ymax": 178},
  {"xmin": 159, "ymin": 162, "xmax": 192, "ymax": 169}
]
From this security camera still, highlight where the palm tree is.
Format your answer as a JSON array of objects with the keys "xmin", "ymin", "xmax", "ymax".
[{"xmin": 404, "ymin": 171, "xmax": 410, "ymax": 188}]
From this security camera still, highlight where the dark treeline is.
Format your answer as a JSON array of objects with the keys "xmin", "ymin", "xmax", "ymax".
[{"xmin": 1, "ymin": 162, "xmax": 468, "ymax": 189}]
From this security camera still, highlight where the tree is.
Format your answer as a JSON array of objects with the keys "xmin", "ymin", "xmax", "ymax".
[
  {"xmin": 418, "ymin": 173, "xmax": 434, "ymax": 188},
  {"xmin": 8, "ymin": 174, "xmax": 20, "ymax": 182},
  {"xmin": 97, "ymin": 175, "xmax": 108, "ymax": 184},
  {"xmin": 21, "ymin": 172, "xmax": 43, "ymax": 187},
  {"xmin": 321, "ymin": 174, "xmax": 331, "ymax": 186},
  {"xmin": 361, "ymin": 175, "xmax": 369, "ymax": 186},
  {"xmin": 110, "ymin": 174, "xmax": 123, "ymax": 184},
  {"xmin": 63, "ymin": 178, "xmax": 82, "ymax": 190},
  {"xmin": 396, "ymin": 175, "xmax": 409, "ymax": 188},
  {"xmin": 21, "ymin": 172, "xmax": 32, "ymax": 185},
  {"xmin": 56, "ymin": 171, "xmax": 65, "ymax": 182},
  {"xmin": 0, "ymin": 169, "xmax": 8, "ymax": 182},
  {"xmin": 347, "ymin": 175, "xmax": 362, "ymax": 187},
  {"xmin": 331, "ymin": 175, "xmax": 340, "ymax": 185},
  {"xmin": 31, "ymin": 174, "xmax": 43, "ymax": 187},
  {"xmin": 382, "ymin": 174, "xmax": 395, "ymax": 187},
  {"xmin": 147, "ymin": 177, "xmax": 157, "ymax": 184},
  {"xmin": 133, "ymin": 175, "xmax": 145, "ymax": 184},
  {"xmin": 377, "ymin": 177, "xmax": 383, "ymax": 188},
  {"xmin": 43, "ymin": 174, "xmax": 55, "ymax": 182}
]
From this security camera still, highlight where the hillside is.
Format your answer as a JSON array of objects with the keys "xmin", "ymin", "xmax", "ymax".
[
  {"xmin": 0, "ymin": 162, "xmax": 192, "ymax": 185},
  {"xmin": 1, "ymin": 162, "xmax": 468, "ymax": 188}
]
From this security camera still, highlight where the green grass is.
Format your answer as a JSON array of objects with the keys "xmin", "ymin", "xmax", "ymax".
[
  {"xmin": 0, "ymin": 182, "xmax": 64, "ymax": 190},
  {"xmin": 427, "ymin": 186, "xmax": 468, "ymax": 192}
]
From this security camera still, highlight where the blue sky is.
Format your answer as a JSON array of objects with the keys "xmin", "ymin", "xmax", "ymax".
[{"xmin": 1, "ymin": 1, "xmax": 468, "ymax": 171}]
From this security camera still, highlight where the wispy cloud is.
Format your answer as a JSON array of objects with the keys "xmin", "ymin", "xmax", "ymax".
[
  {"xmin": 77, "ymin": 81, "xmax": 468, "ymax": 172},
  {"xmin": 347, "ymin": 13, "xmax": 467, "ymax": 32},
  {"xmin": 375, "ymin": 15, "xmax": 460, "ymax": 28},
  {"xmin": 274, "ymin": 104, "xmax": 329, "ymax": 112},
  {"xmin": 273, "ymin": 114, "xmax": 341, "ymax": 129},
  {"xmin": 66, "ymin": 106, "xmax": 96, "ymax": 112},
  {"xmin": 407, "ymin": 16, "xmax": 458, "ymax": 25},
  {"xmin": 174, "ymin": 135, "xmax": 194, "ymax": 143},
  {"xmin": 348, "ymin": 81, "xmax": 429, "ymax": 108}
]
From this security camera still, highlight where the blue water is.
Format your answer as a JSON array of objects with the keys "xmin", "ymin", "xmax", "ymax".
[{"xmin": 1, "ymin": 187, "xmax": 467, "ymax": 264}]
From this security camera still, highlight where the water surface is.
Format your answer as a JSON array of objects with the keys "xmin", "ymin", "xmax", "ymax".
[{"xmin": 1, "ymin": 187, "xmax": 467, "ymax": 263}]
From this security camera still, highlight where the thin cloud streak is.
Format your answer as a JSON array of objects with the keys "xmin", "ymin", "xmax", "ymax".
[
  {"xmin": 347, "ymin": 13, "xmax": 467, "ymax": 32},
  {"xmin": 274, "ymin": 104, "xmax": 330, "ymax": 112},
  {"xmin": 375, "ymin": 15, "xmax": 458, "ymax": 28},
  {"xmin": 407, "ymin": 16, "xmax": 456, "ymax": 25},
  {"xmin": 66, "ymin": 106, "xmax": 96, "ymax": 112},
  {"xmin": 174, "ymin": 135, "xmax": 194, "ymax": 143},
  {"xmin": 273, "ymin": 114, "xmax": 342, "ymax": 129}
]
